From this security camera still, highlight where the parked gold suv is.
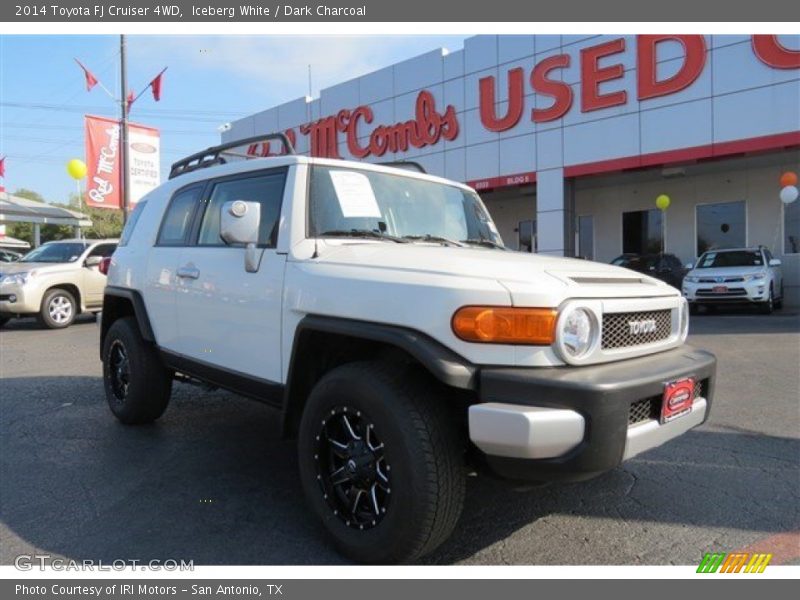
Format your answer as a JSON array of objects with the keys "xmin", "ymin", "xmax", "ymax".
[{"xmin": 0, "ymin": 239, "xmax": 117, "ymax": 329}]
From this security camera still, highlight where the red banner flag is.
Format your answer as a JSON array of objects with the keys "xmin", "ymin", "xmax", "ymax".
[
  {"xmin": 84, "ymin": 115, "xmax": 160, "ymax": 210},
  {"xmin": 0, "ymin": 156, "xmax": 5, "ymax": 178},
  {"xmin": 127, "ymin": 89, "xmax": 135, "ymax": 111},
  {"xmin": 74, "ymin": 59, "xmax": 99, "ymax": 92},
  {"xmin": 150, "ymin": 70, "xmax": 165, "ymax": 101}
]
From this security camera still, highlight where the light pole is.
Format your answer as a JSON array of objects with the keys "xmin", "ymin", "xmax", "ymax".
[{"xmin": 119, "ymin": 34, "xmax": 130, "ymax": 225}]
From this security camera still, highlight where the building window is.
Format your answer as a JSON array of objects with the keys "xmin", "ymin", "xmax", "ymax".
[
  {"xmin": 518, "ymin": 219, "xmax": 536, "ymax": 252},
  {"xmin": 622, "ymin": 209, "xmax": 663, "ymax": 255},
  {"xmin": 785, "ymin": 199, "xmax": 800, "ymax": 254},
  {"xmin": 577, "ymin": 215, "xmax": 594, "ymax": 260},
  {"xmin": 696, "ymin": 201, "xmax": 746, "ymax": 256}
]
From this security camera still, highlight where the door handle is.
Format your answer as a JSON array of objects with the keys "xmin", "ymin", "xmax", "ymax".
[{"xmin": 177, "ymin": 266, "xmax": 200, "ymax": 279}]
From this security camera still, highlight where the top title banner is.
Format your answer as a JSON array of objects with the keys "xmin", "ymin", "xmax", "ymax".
[{"xmin": 2, "ymin": 0, "xmax": 798, "ymax": 22}]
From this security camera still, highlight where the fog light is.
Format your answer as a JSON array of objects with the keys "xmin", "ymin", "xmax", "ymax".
[{"xmin": 8, "ymin": 294, "xmax": 16, "ymax": 303}]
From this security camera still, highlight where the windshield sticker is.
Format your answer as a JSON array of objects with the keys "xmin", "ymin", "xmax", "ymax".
[
  {"xmin": 329, "ymin": 170, "xmax": 382, "ymax": 218},
  {"xmin": 702, "ymin": 253, "xmax": 716, "ymax": 267}
]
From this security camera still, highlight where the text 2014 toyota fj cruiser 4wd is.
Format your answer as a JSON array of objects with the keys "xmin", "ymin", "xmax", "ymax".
[{"xmin": 100, "ymin": 135, "xmax": 716, "ymax": 563}]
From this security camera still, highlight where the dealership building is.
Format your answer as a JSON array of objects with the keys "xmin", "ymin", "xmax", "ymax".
[{"xmin": 223, "ymin": 34, "xmax": 800, "ymax": 304}]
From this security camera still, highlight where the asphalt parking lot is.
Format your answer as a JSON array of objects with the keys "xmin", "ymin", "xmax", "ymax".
[{"xmin": 1, "ymin": 310, "xmax": 798, "ymax": 566}]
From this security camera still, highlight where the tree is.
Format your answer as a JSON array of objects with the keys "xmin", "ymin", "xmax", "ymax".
[{"xmin": 64, "ymin": 193, "xmax": 124, "ymax": 239}]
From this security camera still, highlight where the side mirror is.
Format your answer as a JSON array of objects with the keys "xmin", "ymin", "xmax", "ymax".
[
  {"xmin": 85, "ymin": 255, "xmax": 102, "ymax": 268},
  {"xmin": 220, "ymin": 200, "xmax": 261, "ymax": 273},
  {"xmin": 769, "ymin": 258, "xmax": 782, "ymax": 267},
  {"xmin": 685, "ymin": 262, "xmax": 694, "ymax": 270}
]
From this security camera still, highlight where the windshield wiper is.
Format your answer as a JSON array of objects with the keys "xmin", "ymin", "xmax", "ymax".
[
  {"xmin": 319, "ymin": 229, "xmax": 409, "ymax": 243},
  {"xmin": 402, "ymin": 234, "xmax": 464, "ymax": 247},
  {"xmin": 461, "ymin": 237, "xmax": 505, "ymax": 250}
]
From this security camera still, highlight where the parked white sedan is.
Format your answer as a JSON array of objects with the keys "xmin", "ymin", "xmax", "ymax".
[{"xmin": 682, "ymin": 247, "xmax": 783, "ymax": 314}]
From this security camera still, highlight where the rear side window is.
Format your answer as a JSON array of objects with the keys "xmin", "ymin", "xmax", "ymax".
[
  {"xmin": 88, "ymin": 243, "xmax": 117, "ymax": 258},
  {"xmin": 118, "ymin": 201, "xmax": 146, "ymax": 247},
  {"xmin": 157, "ymin": 185, "xmax": 204, "ymax": 246},
  {"xmin": 197, "ymin": 170, "xmax": 286, "ymax": 247}
]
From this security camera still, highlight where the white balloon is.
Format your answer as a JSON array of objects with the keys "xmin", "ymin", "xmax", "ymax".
[{"xmin": 780, "ymin": 185, "xmax": 799, "ymax": 204}]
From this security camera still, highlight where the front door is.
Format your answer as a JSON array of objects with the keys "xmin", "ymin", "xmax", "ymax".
[
  {"xmin": 174, "ymin": 169, "xmax": 288, "ymax": 383},
  {"xmin": 82, "ymin": 243, "xmax": 117, "ymax": 307}
]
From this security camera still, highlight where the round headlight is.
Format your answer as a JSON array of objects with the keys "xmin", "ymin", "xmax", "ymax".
[
  {"xmin": 561, "ymin": 307, "xmax": 595, "ymax": 358},
  {"xmin": 680, "ymin": 300, "xmax": 690, "ymax": 341}
]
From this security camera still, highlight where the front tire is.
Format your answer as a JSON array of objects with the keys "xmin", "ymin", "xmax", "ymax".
[
  {"xmin": 298, "ymin": 361, "xmax": 465, "ymax": 564},
  {"xmin": 102, "ymin": 316, "xmax": 172, "ymax": 424},
  {"xmin": 38, "ymin": 288, "xmax": 76, "ymax": 329},
  {"xmin": 0, "ymin": 316, "xmax": 10, "ymax": 328},
  {"xmin": 760, "ymin": 285, "xmax": 774, "ymax": 314},
  {"xmin": 775, "ymin": 282, "xmax": 784, "ymax": 310}
]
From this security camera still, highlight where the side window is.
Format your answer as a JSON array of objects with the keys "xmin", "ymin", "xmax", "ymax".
[
  {"xmin": 197, "ymin": 171, "xmax": 286, "ymax": 247},
  {"xmin": 118, "ymin": 200, "xmax": 147, "ymax": 247},
  {"xmin": 157, "ymin": 185, "xmax": 204, "ymax": 246},
  {"xmin": 88, "ymin": 243, "xmax": 117, "ymax": 258}
]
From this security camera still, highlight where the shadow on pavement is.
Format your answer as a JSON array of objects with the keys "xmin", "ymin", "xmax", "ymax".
[{"xmin": 1, "ymin": 375, "xmax": 798, "ymax": 565}]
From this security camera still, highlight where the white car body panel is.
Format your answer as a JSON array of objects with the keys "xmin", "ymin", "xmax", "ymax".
[{"xmin": 108, "ymin": 156, "xmax": 686, "ymax": 385}]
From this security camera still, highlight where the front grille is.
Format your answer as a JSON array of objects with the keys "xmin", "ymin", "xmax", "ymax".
[
  {"xmin": 628, "ymin": 378, "xmax": 708, "ymax": 427},
  {"xmin": 628, "ymin": 395, "xmax": 660, "ymax": 425},
  {"xmin": 698, "ymin": 276, "xmax": 744, "ymax": 283},
  {"xmin": 696, "ymin": 288, "xmax": 747, "ymax": 297},
  {"xmin": 601, "ymin": 309, "xmax": 672, "ymax": 349}
]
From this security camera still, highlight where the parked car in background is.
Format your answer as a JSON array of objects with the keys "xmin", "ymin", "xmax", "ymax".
[
  {"xmin": 0, "ymin": 249, "xmax": 22, "ymax": 263},
  {"xmin": 611, "ymin": 253, "xmax": 687, "ymax": 289},
  {"xmin": 0, "ymin": 239, "xmax": 118, "ymax": 329},
  {"xmin": 682, "ymin": 246, "xmax": 783, "ymax": 314}
]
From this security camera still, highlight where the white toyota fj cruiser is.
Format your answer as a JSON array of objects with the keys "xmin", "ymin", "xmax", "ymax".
[{"xmin": 100, "ymin": 135, "xmax": 716, "ymax": 563}]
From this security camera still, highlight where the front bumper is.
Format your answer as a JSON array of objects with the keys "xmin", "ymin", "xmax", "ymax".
[
  {"xmin": 682, "ymin": 280, "xmax": 768, "ymax": 303},
  {"xmin": 0, "ymin": 283, "xmax": 41, "ymax": 314},
  {"xmin": 469, "ymin": 345, "xmax": 716, "ymax": 481}
]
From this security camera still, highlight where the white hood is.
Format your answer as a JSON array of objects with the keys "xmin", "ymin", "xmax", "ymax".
[
  {"xmin": 688, "ymin": 265, "xmax": 766, "ymax": 278},
  {"xmin": 312, "ymin": 241, "xmax": 677, "ymax": 302}
]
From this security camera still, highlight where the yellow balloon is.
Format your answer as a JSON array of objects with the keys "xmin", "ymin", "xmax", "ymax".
[
  {"xmin": 656, "ymin": 194, "xmax": 671, "ymax": 211},
  {"xmin": 66, "ymin": 158, "xmax": 87, "ymax": 180}
]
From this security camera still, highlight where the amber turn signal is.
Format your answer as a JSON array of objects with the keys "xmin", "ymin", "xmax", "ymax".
[{"xmin": 451, "ymin": 306, "xmax": 558, "ymax": 345}]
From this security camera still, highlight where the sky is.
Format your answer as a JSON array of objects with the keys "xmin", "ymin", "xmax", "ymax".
[{"xmin": 0, "ymin": 34, "xmax": 467, "ymax": 204}]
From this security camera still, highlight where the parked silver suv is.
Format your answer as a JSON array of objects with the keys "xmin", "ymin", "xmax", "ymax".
[{"xmin": 0, "ymin": 239, "xmax": 118, "ymax": 329}]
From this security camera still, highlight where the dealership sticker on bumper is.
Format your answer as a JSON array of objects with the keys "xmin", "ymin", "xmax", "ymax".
[{"xmin": 661, "ymin": 378, "xmax": 695, "ymax": 424}]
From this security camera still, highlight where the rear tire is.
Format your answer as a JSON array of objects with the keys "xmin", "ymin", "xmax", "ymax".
[
  {"xmin": 298, "ymin": 361, "xmax": 465, "ymax": 564},
  {"xmin": 38, "ymin": 288, "xmax": 76, "ymax": 329},
  {"xmin": 102, "ymin": 316, "xmax": 172, "ymax": 424}
]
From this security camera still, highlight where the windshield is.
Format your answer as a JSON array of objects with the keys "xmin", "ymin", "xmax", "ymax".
[
  {"xmin": 308, "ymin": 166, "xmax": 503, "ymax": 247},
  {"xmin": 696, "ymin": 250, "xmax": 763, "ymax": 269},
  {"xmin": 19, "ymin": 242, "xmax": 89, "ymax": 263}
]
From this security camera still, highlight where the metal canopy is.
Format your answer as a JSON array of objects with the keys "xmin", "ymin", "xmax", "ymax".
[{"xmin": 0, "ymin": 191, "xmax": 93, "ymax": 228}]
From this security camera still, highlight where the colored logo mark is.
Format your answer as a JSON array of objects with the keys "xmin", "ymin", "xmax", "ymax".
[{"xmin": 697, "ymin": 552, "xmax": 772, "ymax": 573}]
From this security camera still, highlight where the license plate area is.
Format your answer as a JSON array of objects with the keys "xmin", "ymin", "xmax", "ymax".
[
  {"xmin": 661, "ymin": 377, "xmax": 695, "ymax": 424},
  {"xmin": 712, "ymin": 285, "xmax": 728, "ymax": 293}
]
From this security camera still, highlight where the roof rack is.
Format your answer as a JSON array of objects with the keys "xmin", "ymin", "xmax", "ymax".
[
  {"xmin": 375, "ymin": 160, "xmax": 427, "ymax": 174},
  {"xmin": 169, "ymin": 133, "xmax": 296, "ymax": 179}
]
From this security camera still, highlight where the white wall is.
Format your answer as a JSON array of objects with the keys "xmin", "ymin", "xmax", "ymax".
[{"xmin": 574, "ymin": 153, "xmax": 800, "ymax": 305}]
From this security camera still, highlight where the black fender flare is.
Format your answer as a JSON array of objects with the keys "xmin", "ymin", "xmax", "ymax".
[
  {"xmin": 281, "ymin": 315, "xmax": 477, "ymax": 434},
  {"xmin": 100, "ymin": 286, "xmax": 156, "ymax": 356}
]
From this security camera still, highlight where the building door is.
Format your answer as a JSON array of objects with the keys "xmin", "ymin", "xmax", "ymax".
[
  {"xmin": 623, "ymin": 209, "xmax": 663, "ymax": 255},
  {"xmin": 576, "ymin": 215, "xmax": 594, "ymax": 260}
]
